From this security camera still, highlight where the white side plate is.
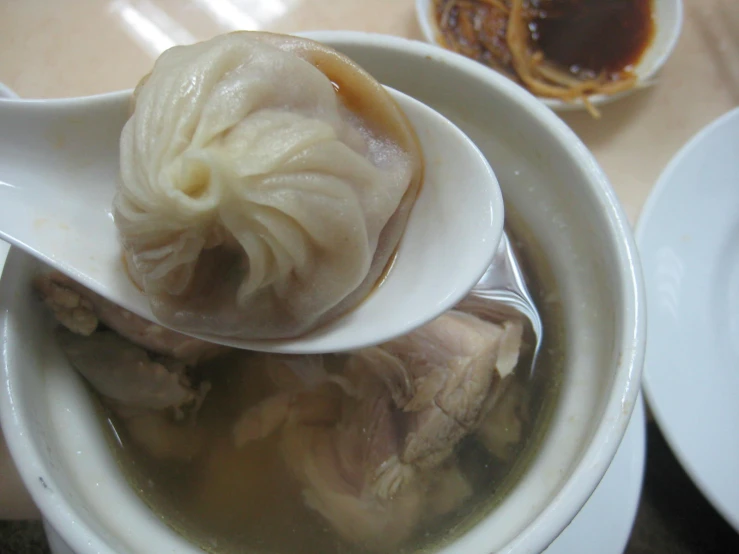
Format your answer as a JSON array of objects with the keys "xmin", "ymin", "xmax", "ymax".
[{"xmin": 637, "ymin": 107, "xmax": 739, "ymax": 532}]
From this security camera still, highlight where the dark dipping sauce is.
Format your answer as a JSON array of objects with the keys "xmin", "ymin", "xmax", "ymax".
[{"xmin": 530, "ymin": 0, "xmax": 655, "ymax": 77}]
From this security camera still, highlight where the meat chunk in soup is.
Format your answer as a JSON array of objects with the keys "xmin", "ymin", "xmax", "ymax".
[
  {"xmin": 57, "ymin": 329, "xmax": 204, "ymax": 413},
  {"xmin": 477, "ymin": 379, "xmax": 530, "ymax": 462},
  {"xmin": 34, "ymin": 272, "xmax": 225, "ymax": 364},
  {"xmin": 233, "ymin": 311, "xmax": 523, "ymax": 549},
  {"xmin": 57, "ymin": 329, "xmax": 209, "ymax": 460},
  {"xmin": 236, "ymin": 354, "xmax": 468, "ymax": 548},
  {"xmin": 369, "ymin": 312, "xmax": 523, "ymax": 472},
  {"xmin": 33, "ymin": 273, "xmax": 98, "ymax": 335}
]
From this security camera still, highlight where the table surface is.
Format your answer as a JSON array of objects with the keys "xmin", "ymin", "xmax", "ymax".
[{"xmin": 0, "ymin": 0, "xmax": 738, "ymax": 551}]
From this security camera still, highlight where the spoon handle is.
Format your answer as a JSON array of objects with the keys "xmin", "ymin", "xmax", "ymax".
[
  {"xmin": 0, "ymin": 92, "xmax": 143, "ymax": 317},
  {"xmin": 0, "ymin": 92, "xmax": 130, "ymax": 199}
]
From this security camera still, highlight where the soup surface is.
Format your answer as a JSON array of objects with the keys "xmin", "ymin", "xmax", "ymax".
[{"xmin": 88, "ymin": 217, "xmax": 565, "ymax": 554}]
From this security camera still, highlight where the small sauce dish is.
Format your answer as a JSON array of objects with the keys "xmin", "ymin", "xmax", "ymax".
[{"xmin": 415, "ymin": 0, "xmax": 684, "ymax": 113}]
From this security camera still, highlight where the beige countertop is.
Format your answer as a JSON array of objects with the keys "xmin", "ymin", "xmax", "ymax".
[
  {"xmin": 0, "ymin": 0, "xmax": 736, "ymax": 223},
  {"xmin": 0, "ymin": 0, "xmax": 737, "ymax": 525}
]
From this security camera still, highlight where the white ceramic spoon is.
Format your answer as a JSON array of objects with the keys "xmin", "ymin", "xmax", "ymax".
[{"xmin": 0, "ymin": 87, "xmax": 504, "ymax": 354}]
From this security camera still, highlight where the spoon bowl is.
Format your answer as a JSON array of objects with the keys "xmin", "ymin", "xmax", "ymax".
[{"xmin": 0, "ymin": 88, "xmax": 504, "ymax": 354}]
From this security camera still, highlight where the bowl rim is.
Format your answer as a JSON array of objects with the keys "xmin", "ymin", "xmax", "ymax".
[
  {"xmin": 0, "ymin": 31, "xmax": 646, "ymax": 554},
  {"xmin": 414, "ymin": 0, "xmax": 685, "ymax": 112}
]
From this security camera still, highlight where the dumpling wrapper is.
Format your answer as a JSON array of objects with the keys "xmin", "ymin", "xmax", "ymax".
[{"xmin": 115, "ymin": 32, "xmax": 422, "ymax": 339}]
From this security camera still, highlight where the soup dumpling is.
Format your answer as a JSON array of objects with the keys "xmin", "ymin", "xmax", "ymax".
[{"xmin": 115, "ymin": 32, "xmax": 423, "ymax": 339}]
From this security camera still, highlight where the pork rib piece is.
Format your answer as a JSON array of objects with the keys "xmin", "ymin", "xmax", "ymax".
[
  {"xmin": 57, "ymin": 329, "xmax": 201, "ymax": 412},
  {"xmin": 34, "ymin": 272, "xmax": 225, "ymax": 364},
  {"xmin": 362, "ymin": 311, "xmax": 523, "ymax": 477},
  {"xmin": 234, "ymin": 310, "xmax": 523, "ymax": 550},
  {"xmin": 58, "ymin": 328, "xmax": 209, "ymax": 460}
]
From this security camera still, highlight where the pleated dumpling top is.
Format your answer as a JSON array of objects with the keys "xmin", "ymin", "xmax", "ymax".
[{"xmin": 114, "ymin": 32, "xmax": 423, "ymax": 339}]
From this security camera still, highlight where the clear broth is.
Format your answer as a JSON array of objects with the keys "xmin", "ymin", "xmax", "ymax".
[{"xmin": 100, "ymin": 212, "xmax": 564, "ymax": 554}]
